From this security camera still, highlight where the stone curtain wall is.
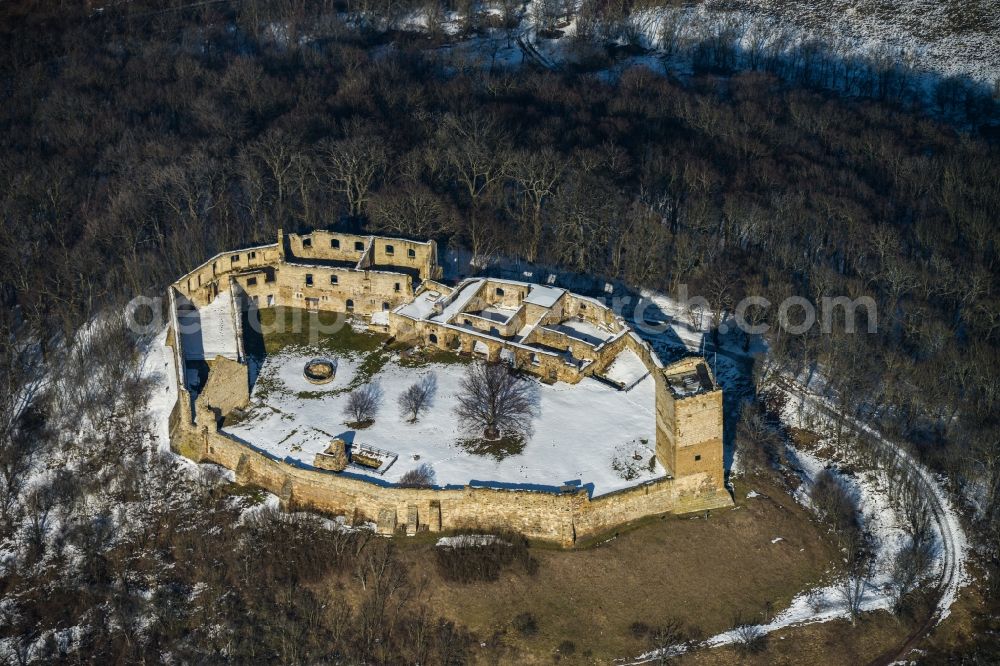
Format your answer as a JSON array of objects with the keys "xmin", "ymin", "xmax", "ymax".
[
  {"xmin": 176, "ymin": 414, "xmax": 706, "ymax": 546},
  {"xmin": 165, "ymin": 331, "xmax": 728, "ymax": 546},
  {"xmin": 167, "ymin": 339, "xmax": 731, "ymax": 547},
  {"xmin": 176, "ymin": 244, "xmax": 282, "ymax": 306}
]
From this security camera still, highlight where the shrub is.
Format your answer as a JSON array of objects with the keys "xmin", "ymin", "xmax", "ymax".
[
  {"xmin": 810, "ymin": 469, "xmax": 859, "ymax": 536},
  {"xmin": 513, "ymin": 612, "xmax": 538, "ymax": 636},
  {"xmin": 731, "ymin": 612, "xmax": 767, "ymax": 655},
  {"xmin": 398, "ymin": 462, "xmax": 435, "ymax": 488},
  {"xmin": 630, "ymin": 621, "xmax": 651, "ymax": 639},
  {"xmin": 435, "ymin": 528, "xmax": 538, "ymax": 583}
]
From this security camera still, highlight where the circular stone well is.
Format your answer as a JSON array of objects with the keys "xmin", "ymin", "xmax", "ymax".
[{"xmin": 303, "ymin": 358, "xmax": 337, "ymax": 384}]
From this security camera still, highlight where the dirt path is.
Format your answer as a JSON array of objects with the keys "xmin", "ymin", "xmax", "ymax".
[
  {"xmin": 620, "ymin": 324, "xmax": 967, "ymax": 663},
  {"xmin": 784, "ymin": 379, "xmax": 965, "ymax": 665}
]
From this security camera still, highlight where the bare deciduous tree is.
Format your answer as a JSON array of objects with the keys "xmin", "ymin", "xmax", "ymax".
[
  {"xmin": 734, "ymin": 405, "xmax": 783, "ymax": 477},
  {"xmin": 836, "ymin": 530, "xmax": 877, "ymax": 625},
  {"xmin": 647, "ymin": 617, "xmax": 688, "ymax": 665},
  {"xmin": 507, "ymin": 147, "xmax": 566, "ymax": 262},
  {"xmin": 454, "ymin": 362, "xmax": 539, "ymax": 440},
  {"xmin": 439, "ymin": 113, "xmax": 510, "ymax": 260},
  {"xmin": 369, "ymin": 184, "xmax": 453, "ymax": 239},
  {"xmin": 353, "ymin": 539, "xmax": 410, "ymax": 651},
  {"xmin": 0, "ymin": 316, "xmax": 46, "ymax": 531},
  {"xmin": 888, "ymin": 537, "xmax": 934, "ymax": 614},
  {"xmin": 318, "ymin": 132, "xmax": 388, "ymax": 218},
  {"xmin": 398, "ymin": 463, "xmax": 436, "ymax": 488},
  {"xmin": 250, "ymin": 128, "xmax": 298, "ymax": 208},
  {"xmin": 345, "ymin": 382, "xmax": 384, "ymax": 426},
  {"xmin": 398, "ymin": 373, "xmax": 437, "ymax": 422}
]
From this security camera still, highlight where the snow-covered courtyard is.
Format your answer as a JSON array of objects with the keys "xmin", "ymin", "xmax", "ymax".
[{"xmin": 224, "ymin": 346, "xmax": 663, "ymax": 496}]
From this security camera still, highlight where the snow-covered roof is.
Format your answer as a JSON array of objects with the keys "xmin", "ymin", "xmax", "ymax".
[
  {"xmin": 547, "ymin": 318, "xmax": 615, "ymax": 346},
  {"xmin": 395, "ymin": 290, "xmax": 441, "ymax": 320},
  {"xmin": 178, "ymin": 291, "xmax": 239, "ymax": 361},
  {"xmin": 602, "ymin": 348, "xmax": 650, "ymax": 388},
  {"xmin": 432, "ymin": 279, "xmax": 483, "ymax": 323},
  {"xmin": 524, "ymin": 284, "xmax": 565, "ymax": 308}
]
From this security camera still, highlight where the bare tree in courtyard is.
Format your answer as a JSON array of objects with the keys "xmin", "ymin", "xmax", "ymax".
[
  {"xmin": 398, "ymin": 373, "xmax": 437, "ymax": 422},
  {"xmin": 345, "ymin": 382, "xmax": 384, "ymax": 426},
  {"xmin": 454, "ymin": 362, "xmax": 539, "ymax": 440}
]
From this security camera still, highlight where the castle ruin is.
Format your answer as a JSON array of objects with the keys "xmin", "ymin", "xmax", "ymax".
[{"xmin": 166, "ymin": 230, "xmax": 732, "ymax": 546}]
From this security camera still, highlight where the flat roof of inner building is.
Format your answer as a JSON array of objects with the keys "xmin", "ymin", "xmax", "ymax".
[{"xmin": 523, "ymin": 284, "xmax": 565, "ymax": 308}]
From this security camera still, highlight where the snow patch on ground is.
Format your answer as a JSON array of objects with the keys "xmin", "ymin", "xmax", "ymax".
[
  {"xmin": 138, "ymin": 326, "xmax": 181, "ymax": 454},
  {"xmin": 519, "ymin": 1, "xmax": 999, "ymax": 89},
  {"xmin": 436, "ymin": 534, "xmax": 507, "ymax": 548},
  {"xmin": 783, "ymin": 377, "xmax": 970, "ymax": 623},
  {"xmin": 224, "ymin": 347, "xmax": 662, "ymax": 496},
  {"xmin": 623, "ymin": 288, "xmax": 970, "ymax": 661}
]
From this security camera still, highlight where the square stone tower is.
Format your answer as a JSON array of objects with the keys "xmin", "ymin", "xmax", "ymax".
[{"xmin": 655, "ymin": 357, "xmax": 725, "ymax": 493}]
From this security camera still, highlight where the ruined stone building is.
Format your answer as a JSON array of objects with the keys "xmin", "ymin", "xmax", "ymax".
[{"xmin": 166, "ymin": 230, "xmax": 732, "ymax": 545}]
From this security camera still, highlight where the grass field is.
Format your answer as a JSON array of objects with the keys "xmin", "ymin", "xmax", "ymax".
[
  {"xmin": 392, "ymin": 475, "xmax": 843, "ymax": 663},
  {"xmin": 245, "ymin": 306, "xmax": 387, "ymax": 356}
]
